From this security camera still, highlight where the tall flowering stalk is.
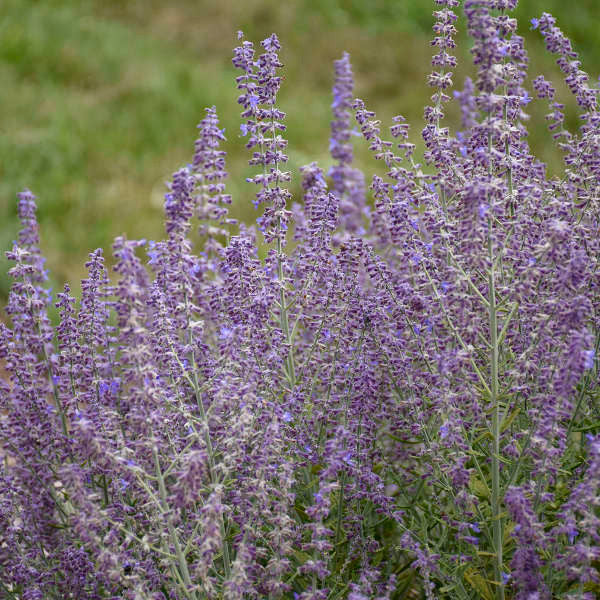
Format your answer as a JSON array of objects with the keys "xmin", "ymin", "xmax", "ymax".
[
  {"xmin": 233, "ymin": 32, "xmax": 296, "ymax": 389},
  {"xmin": 329, "ymin": 52, "xmax": 366, "ymax": 242}
]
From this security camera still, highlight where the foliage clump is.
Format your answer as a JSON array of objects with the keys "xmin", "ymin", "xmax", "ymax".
[{"xmin": 1, "ymin": 1, "xmax": 600, "ymax": 598}]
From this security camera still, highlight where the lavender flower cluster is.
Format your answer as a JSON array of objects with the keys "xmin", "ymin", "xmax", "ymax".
[{"xmin": 1, "ymin": 1, "xmax": 599, "ymax": 598}]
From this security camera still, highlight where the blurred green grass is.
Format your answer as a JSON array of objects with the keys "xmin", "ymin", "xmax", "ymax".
[{"xmin": 1, "ymin": 0, "xmax": 599, "ymax": 301}]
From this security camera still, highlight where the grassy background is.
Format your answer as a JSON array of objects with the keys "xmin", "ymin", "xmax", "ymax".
[{"xmin": 1, "ymin": 0, "xmax": 599, "ymax": 301}]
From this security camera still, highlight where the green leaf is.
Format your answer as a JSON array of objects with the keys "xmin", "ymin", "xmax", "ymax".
[
  {"xmin": 500, "ymin": 406, "xmax": 520, "ymax": 432},
  {"xmin": 470, "ymin": 475, "xmax": 491, "ymax": 500},
  {"xmin": 464, "ymin": 567, "xmax": 494, "ymax": 600}
]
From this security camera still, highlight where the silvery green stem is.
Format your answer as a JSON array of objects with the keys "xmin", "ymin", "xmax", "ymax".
[
  {"xmin": 277, "ymin": 233, "xmax": 296, "ymax": 388},
  {"xmin": 488, "ymin": 220, "xmax": 504, "ymax": 600},
  {"xmin": 183, "ymin": 290, "xmax": 231, "ymax": 579},
  {"xmin": 270, "ymin": 101, "xmax": 296, "ymax": 389},
  {"xmin": 153, "ymin": 446, "xmax": 197, "ymax": 599}
]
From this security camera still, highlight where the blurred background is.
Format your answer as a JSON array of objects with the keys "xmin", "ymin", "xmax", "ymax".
[{"xmin": 1, "ymin": 0, "xmax": 599, "ymax": 302}]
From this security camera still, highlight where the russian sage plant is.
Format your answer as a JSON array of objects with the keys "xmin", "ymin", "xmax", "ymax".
[{"xmin": 1, "ymin": 1, "xmax": 600, "ymax": 599}]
